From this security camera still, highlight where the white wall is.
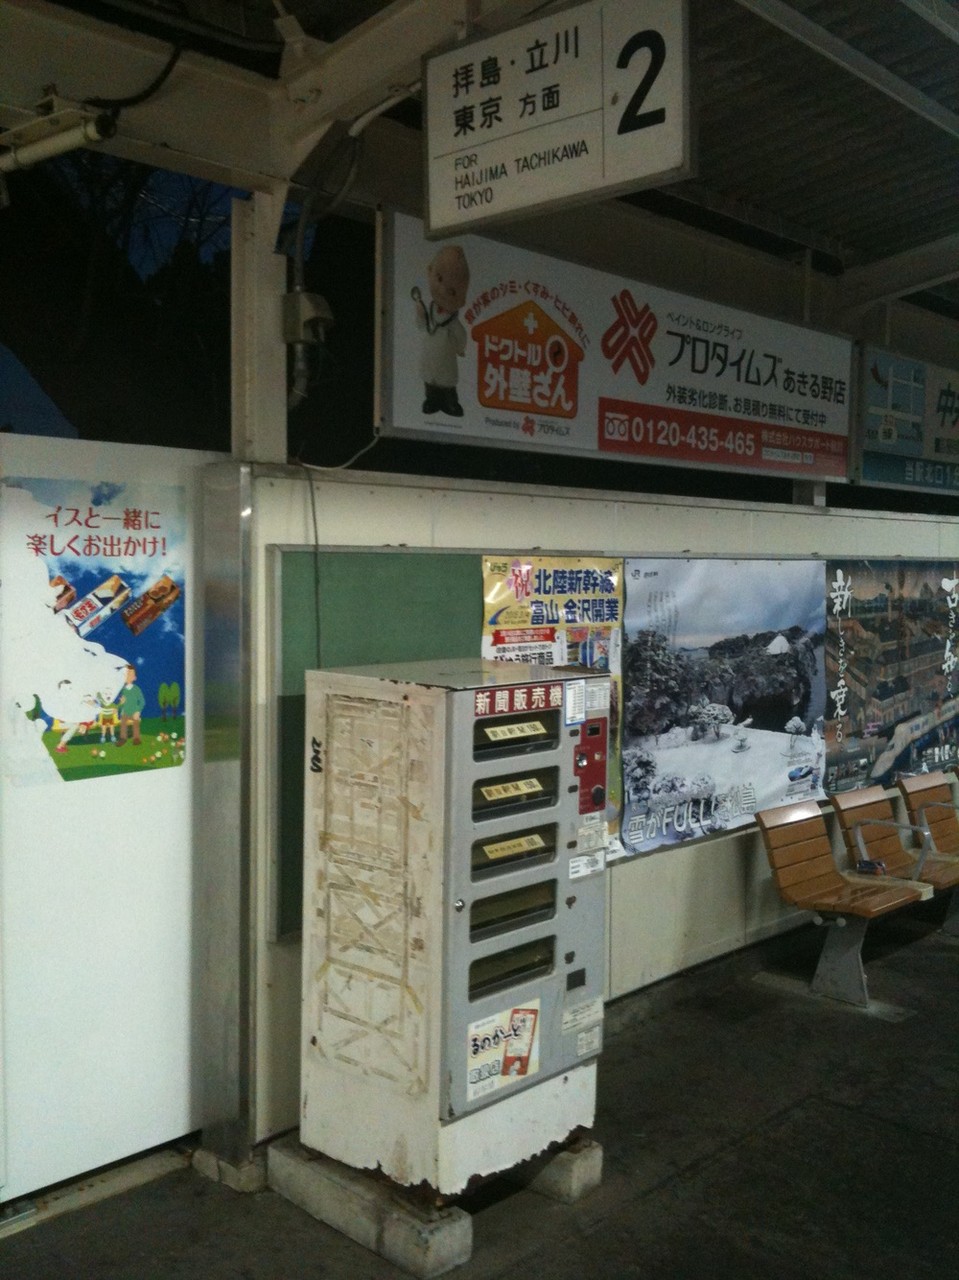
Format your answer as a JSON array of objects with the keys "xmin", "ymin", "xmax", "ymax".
[
  {"xmin": 0, "ymin": 437, "xmax": 214, "ymax": 1201},
  {"xmin": 248, "ymin": 465, "xmax": 959, "ymax": 1136}
]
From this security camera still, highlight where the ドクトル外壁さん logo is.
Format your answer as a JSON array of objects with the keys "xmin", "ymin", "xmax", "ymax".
[{"xmin": 473, "ymin": 303, "xmax": 583, "ymax": 419}]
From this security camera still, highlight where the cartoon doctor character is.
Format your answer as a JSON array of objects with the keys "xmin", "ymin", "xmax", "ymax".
[{"xmin": 412, "ymin": 244, "xmax": 470, "ymax": 417}]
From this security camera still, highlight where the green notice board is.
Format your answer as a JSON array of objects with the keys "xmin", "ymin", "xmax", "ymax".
[{"xmin": 275, "ymin": 549, "xmax": 482, "ymax": 938}]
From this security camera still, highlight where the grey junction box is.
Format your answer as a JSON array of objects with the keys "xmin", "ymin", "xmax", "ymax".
[{"xmin": 301, "ymin": 659, "xmax": 610, "ymax": 1193}]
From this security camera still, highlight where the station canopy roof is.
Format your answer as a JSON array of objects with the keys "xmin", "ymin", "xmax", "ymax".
[{"xmin": 4, "ymin": 0, "xmax": 959, "ymax": 320}]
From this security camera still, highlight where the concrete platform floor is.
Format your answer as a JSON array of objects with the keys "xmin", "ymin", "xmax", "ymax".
[{"xmin": 3, "ymin": 904, "xmax": 958, "ymax": 1279}]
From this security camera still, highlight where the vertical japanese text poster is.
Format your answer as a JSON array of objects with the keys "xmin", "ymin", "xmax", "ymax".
[
  {"xmin": 1, "ymin": 477, "xmax": 187, "ymax": 784},
  {"xmin": 379, "ymin": 211, "xmax": 852, "ymax": 480},
  {"xmin": 825, "ymin": 560, "xmax": 959, "ymax": 791},
  {"xmin": 482, "ymin": 554, "xmax": 624, "ymax": 844},
  {"xmin": 859, "ymin": 346, "xmax": 959, "ymax": 494},
  {"xmin": 621, "ymin": 558, "xmax": 827, "ymax": 856}
]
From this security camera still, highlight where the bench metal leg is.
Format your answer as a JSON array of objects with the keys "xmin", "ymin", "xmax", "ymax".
[
  {"xmin": 942, "ymin": 887, "xmax": 959, "ymax": 937},
  {"xmin": 810, "ymin": 916, "xmax": 870, "ymax": 1007}
]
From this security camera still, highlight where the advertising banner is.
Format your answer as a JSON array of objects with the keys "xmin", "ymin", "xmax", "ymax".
[
  {"xmin": 860, "ymin": 346, "xmax": 959, "ymax": 493},
  {"xmin": 825, "ymin": 559, "xmax": 959, "ymax": 791},
  {"xmin": 379, "ymin": 211, "xmax": 852, "ymax": 480},
  {"xmin": 621, "ymin": 558, "xmax": 827, "ymax": 856},
  {"xmin": 1, "ymin": 476, "xmax": 187, "ymax": 784},
  {"xmin": 482, "ymin": 553, "xmax": 623, "ymax": 843}
]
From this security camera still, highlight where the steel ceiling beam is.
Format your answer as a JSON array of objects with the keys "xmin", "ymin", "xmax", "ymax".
[
  {"xmin": 0, "ymin": 0, "xmax": 295, "ymax": 186},
  {"xmin": 278, "ymin": 0, "xmax": 550, "ymax": 147},
  {"xmin": 2, "ymin": 1, "xmax": 564, "ymax": 181},
  {"xmin": 731, "ymin": 0, "xmax": 959, "ymax": 141},
  {"xmin": 0, "ymin": 0, "xmax": 299, "ymax": 188},
  {"xmin": 838, "ymin": 231, "xmax": 959, "ymax": 310},
  {"xmin": 897, "ymin": 0, "xmax": 959, "ymax": 46}
]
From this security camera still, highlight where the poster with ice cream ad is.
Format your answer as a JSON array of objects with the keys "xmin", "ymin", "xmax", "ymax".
[
  {"xmin": 620, "ymin": 558, "xmax": 827, "ymax": 856},
  {"xmin": 1, "ymin": 476, "xmax": 187, "ymax": 783}
]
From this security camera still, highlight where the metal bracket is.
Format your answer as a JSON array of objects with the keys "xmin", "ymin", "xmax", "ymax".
[
  {"xmin": 810, "ymin": 914, "xmax": 870, "ymax": 1006},
  {"xmin": 0, "ymin": 94, "xmax": 115, "ymax": 173},
  {"xmin": 282, "ymin": 290, "xmax": 334, "ymax": 344}
]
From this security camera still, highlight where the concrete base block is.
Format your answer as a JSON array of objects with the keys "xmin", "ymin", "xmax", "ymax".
[
  {"xmin": 192, "ymin": 1147, "xmax": 267, "ymax": 1194},
  {"xmin": 511, "ymin": 1137, "xmax": 603, "ymax": 1204},
  {"xmin": 268, "ymin": 1134, "xmax": 472, "ymax": 1279}
]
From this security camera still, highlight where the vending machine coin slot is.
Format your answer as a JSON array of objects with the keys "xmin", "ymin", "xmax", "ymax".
[{"xmin": 573, "ymin": 716, "xmax": 608, "ymax": 814}]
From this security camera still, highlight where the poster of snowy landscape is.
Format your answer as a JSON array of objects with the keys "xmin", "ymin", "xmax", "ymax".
[
  {"xmin": 621, "ymin": 558, "xmax": 827, "ymax": 856},
  {"xmin": 825, "ymin": 559, "xmax": 959, "ymax": 791}
]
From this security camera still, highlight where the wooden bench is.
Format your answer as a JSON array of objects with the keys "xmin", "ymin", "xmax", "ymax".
[
  {"xmin": 756, "ymin": 799, "xmax": 923, "ymax": 1007},
  {"xmin": 831, "ymin": 784, "xmax": 959, "ymax": 922},
  {"xmin": 896, "ymin": 771, "xmax": 959, "ymax": 935}
]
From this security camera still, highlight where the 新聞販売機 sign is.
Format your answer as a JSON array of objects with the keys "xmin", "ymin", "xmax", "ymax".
[{"xmin": 423, "ymin": 0, "xmax": 691, "ymax": 237}]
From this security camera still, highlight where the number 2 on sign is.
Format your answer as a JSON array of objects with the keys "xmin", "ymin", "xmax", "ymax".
[{"xmin": 616, "ymin": 30, "xmax": 666, "ymax": 134}]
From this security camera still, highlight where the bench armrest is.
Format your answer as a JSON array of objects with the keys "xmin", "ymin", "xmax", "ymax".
[
  {"xmin": 914, "ymin": 803, "xmax": 959, "ymax": 864},
  {"xmin": 853, "ymin": 817, "xmax": 934, "ymax": 876},
  {"xmin": 919, "ymin": 801, "xmax": 957, "ymax": 820}
]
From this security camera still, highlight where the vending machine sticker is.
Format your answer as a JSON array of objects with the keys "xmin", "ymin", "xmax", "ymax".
[
  {"xmin": 569, "ymin": 849, "xmax": 605, "ymax": 879},
  {"xmin": 479, "ymin": 777, "xmax": 543, "ymax": 802},
  {"xmin": 561, "ymin": 995, "xmax": 604, "ymax": 1035},
  {"xmin": 483, "ymin": 719, "xmax": 547, "ymax": 742},
  {"xmin": 467, "ymin": 1000, "xmax": 541, "ymax": 1102},
  {"xmin": 564, "ymin": 678, "xmax": 587, "ymax": 725},
  {"xmin": 575, "ymin": 815, "xmax": 608, "ymax": 854},
  {"xmin": 480, "ymin": 832, "xmax": 547, "ymax": 862},
  {"xmin": 577, "ymin": 1026, "xmax": 602, "ymax": 1057}
]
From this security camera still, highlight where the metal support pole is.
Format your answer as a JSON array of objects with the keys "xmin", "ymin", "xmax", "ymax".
[
  {"xmin": 198, "ymin": 461, "xmax": 256, "ymax": 1166},
  {"xmin": 231, "ymin": 189, "xmax": 289, "ymax": 464}
]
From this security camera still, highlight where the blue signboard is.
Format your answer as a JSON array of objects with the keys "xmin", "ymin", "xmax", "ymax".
[{"xmin": 860, "ymin": 346, "xmax": 959, "ymax": 492}]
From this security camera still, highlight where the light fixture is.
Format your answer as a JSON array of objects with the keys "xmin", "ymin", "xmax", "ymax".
[{"xmin": 0, "ymin": 98, "xmax": 116, "ymax": 175}]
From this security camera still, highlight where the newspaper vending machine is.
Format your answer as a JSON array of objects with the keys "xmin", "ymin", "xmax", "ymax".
[{"xmin": 301, "ymin": 659, "xmax": 609, "ymax": 1193}]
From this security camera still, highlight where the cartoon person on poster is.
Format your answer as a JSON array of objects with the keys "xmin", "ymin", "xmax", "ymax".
[
  {"xmin": 411, "ymin": 244, "xmax": 470, "ymax": 417},
  {"xmin": 97, "ymin": 699, "xmax": 119, "ymax": 743},
  {"xmin": 54, "ymin": 687, "xmax": 99, "ymax": 753},
  {"xmin": 116, "ymin": 663, "xmax": 145, "ymax": 747}
]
